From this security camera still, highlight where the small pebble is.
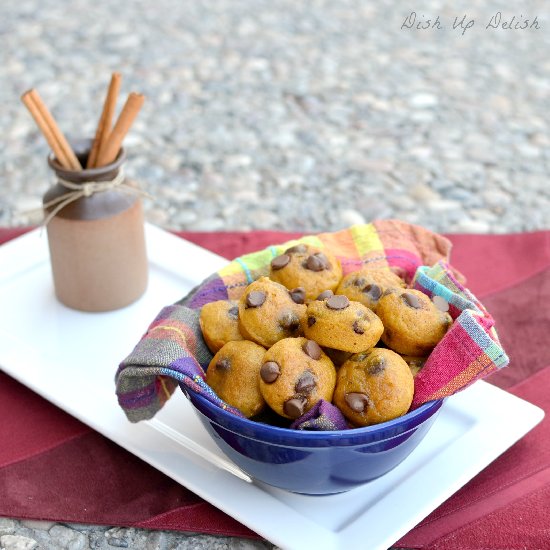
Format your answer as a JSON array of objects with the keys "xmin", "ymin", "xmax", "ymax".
[
  {"xmin": 0, "ymin": 519, "xmax": 16, "ymax": 536},
  {"xmin": 0, "ymin": 535, "xmax": 38, "ymax": 550},
  {"xmin": 408, "ymin": 92, "xmax": 439, "ymax": 108}
]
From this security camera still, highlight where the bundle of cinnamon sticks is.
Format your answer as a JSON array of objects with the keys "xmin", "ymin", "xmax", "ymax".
[{"xmin": 21, "ymin": 72, "xmax": 144, "ymax": 170}]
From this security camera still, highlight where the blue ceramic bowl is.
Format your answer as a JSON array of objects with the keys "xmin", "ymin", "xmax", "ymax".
[{"xmin": 186, "ymin": 389, "xmax": 444, "ymax": 495}]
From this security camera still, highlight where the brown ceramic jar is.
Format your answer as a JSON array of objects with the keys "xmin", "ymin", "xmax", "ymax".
[{"xmin": 43, "ymin": 139, "xmax": 148, "ymax": 312}]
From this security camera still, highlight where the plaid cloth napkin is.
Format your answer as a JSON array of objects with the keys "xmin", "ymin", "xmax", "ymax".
[
  {"xmin": 115, "ymin": 219, "xmax": 508, "ymax": 427},
  {"xmin": 411, "ymin": 262, "xmax": 509, "ymax": 407}
]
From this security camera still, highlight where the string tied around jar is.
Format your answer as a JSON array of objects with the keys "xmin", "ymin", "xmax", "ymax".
[{"xmin": 41, "ymin": 168, "xmax": 152, "ymax": 226}]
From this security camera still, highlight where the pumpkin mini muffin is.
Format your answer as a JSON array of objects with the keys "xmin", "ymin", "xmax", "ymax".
[
  {"xmin": 304, "ymin": 294, "xmax": 384, "ymax": 353},
  {"xmin": 376, "ymin": 289, "xmax": 452, "ymax": 356},
  {"xmin": 206, "ymin": 340, "xmax": 267, "ymax": 418},
  {"xmin": 238, "ymin": 277, "xmax": 307, "ymax": 348},
  {"xmin": 199, "ymin": 299, "xmax": 243, "ymax": 353},
  {"xmin": 335, "ymin": 268, "xmax": 406, "ymax": 312},
  {"xmin": 259, "ymin": 337, "xmax": 337, "ymax": 419},
  {"xmin": 269, "ymin": 243, "xmax": 343, "ymax": 302},
  {"xmin": 333, "ymin": 348, "xmax": 414, "ymax": 426}
]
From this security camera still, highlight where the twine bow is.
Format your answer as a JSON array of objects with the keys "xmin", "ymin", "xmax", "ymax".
[{"xmin": 41, "ymin": 169, "xmax": 151, "ymax": 226}]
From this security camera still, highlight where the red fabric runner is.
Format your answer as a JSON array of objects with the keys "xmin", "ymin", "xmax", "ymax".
[{"xmin": 1, "ymin": 226, "xmax": 549, "ymax": 548}]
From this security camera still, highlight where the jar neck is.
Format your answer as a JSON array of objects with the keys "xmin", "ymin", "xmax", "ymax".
[
  {"xmin": 48, "ymin": 138, "xmax": 126, "ymax": 184},
  {"xmin": 43, "ymin": 138, "xmax": 135, "ymax": 221}
]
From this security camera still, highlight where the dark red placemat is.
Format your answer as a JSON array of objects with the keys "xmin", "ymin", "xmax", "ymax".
[{"xmin": 1, "ymin": 226, "xmax": 549, "ymax": 548}]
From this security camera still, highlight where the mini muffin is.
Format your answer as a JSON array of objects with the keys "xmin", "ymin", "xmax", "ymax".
[
  {"xmin": 336, "ymin": 268, "xmax": 406, "ymax": 311},
  {"xmin": 269, "ymin": 243, "xmax": 343, "ymax": 302},
  {"xmin": 333, "ymin": 348, "xmax": 414, "ymax": 426},
  {"xmin": 206, "ymin": 340, "xmax": 266, "ymax": 417},
  {"xmin": 238, "ymin": 276, "xmax": 307, "ymax": 348},
  {"xmin": 304, "ymin": 294, "xmax": 384, "ymax": 353},
  {"xmin": 376, "ymin": 289, "xmax": 452, "ymax": 356},
  {"xmin": 199, "ymin": 299, "xmax": 243, "ymax": 353},
  {"xmin": 259, "ymin": 337, "xmax": 337, "ymax": 419}
]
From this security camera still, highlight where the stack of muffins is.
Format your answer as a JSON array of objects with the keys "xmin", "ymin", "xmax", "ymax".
[{"xmin": 199, "ymin": 243, "xmax": 452, "ymax": 428}]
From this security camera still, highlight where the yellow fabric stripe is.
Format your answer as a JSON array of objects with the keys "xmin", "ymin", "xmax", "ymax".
[{"xmin": 350, "ymin": 223, "xmax": 384, "ymax": 256}]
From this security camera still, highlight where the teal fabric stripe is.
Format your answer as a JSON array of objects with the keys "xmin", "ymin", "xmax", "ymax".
[
  {"xmin": 458, "ymin": 311, "xmax": 509, "ymax": 368},
  {"xmin": 235, "ymin": 257, "xmax": 254, "ymax": 284},
  {"xmin": 269, "ymin": 246, "xmax": 279, "ymax": 258},
  {"xmin": 415, "ymin": 266, "xmax": 481, "ymax": 314},
  {"xmin": 485, "ymin": 340, "xmax": 509, "ymax": 367}
]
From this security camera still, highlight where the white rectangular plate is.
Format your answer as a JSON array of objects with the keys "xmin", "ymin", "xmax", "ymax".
[{"xmin": 0, "ymin": 225, "xmax": 544, "ymax": 550}]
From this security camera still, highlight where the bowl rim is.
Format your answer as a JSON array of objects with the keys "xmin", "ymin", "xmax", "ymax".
[{"xmin": 185, "ymin": 387, "xmax": 444, "ymax": 441}]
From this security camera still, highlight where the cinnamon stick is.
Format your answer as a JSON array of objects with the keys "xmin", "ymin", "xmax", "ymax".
[
  {"xmin": 96, "ymin": 92, "xmax": 144, "ymax": 167},
  {"xmin": 87, "ymin": 72, "xmax": 122, "ymax": 168},
  {"xmin": 21, "ymin": 89, "xmax": 82, "ymax": 171},
  {"xmin": 21, "ymin": 91, "xmax": 71, "ymax": 169}
]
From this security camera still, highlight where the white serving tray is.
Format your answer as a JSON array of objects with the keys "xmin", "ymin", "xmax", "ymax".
[{"xmin": 0, "ymin": 225, "xmax": 544, "ymax": 550}]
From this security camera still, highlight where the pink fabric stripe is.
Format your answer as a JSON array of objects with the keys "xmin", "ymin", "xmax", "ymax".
[
  {"xmin": 383, "ymin": 247, "xmax": 424, "ymax": 280},
  {"xmin": 413, "ymin": 322, "xmax": 484, "ymax": 405}
]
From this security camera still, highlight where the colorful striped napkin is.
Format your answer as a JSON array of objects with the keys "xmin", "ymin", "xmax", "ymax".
[
  {"xmin": 412, "ymin": 262, "xmax": 509, "ymax": 407},
  {"xmin": 115, "ymin": 219, "xmax": 508, "ymax": 427}
]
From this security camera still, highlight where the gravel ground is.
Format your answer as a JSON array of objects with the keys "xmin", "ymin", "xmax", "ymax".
[
  {"xmin": 2, "ymin": 0, "xmax": 550, "ymax": 235},
  {"xmin": 1, "ymin": 0, "xmax": 549, "ymax": 548}
]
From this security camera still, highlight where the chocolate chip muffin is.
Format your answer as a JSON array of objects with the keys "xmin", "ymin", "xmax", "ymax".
[
  {"xmin": 333, "ymin": 348, "xmax": 414, "ymax": 426},
  {"xmin": 199, "ymin": 299, "xmax": 243, "ymax": 353},
  {"xmin": 335, "ymin": 268, "xmax": 406, "ymax": 312},
  {"xmin": 269, "ymin": 243, "xmax": 343, "ymax": 302},
  {"xmin": 304, "ymin": 294, "xmax": 384, "ymax": 353},
  {"xmin": 238, "ymin": 276, "xmax": 307, "ymax": 348},
  {"xmin": 259, "ymin": 337, "xmax": 337, "ymax": 419},
  {"xmin": 376, "ymin": 289, "xmax": 452, "ymax": 356},
  {"xmin": 205, "ymin": 340, "xmax": 267, "ymax": 417}
]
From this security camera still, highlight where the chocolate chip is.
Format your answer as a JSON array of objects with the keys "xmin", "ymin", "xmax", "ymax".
[
  {"xmin": 353, "ymin": 277, "xmax": 367, "ymax": 287},
  {"xmin": 316, "ymin": 290, "xmax": 334, "ymax": 301},
  {"xmin": 317, "ymin": 253, "xmax": 330, "ymax": 266},
  {"xmin": 345, "ymin": 392, "xmax": 369, "ymax": 413},
  {"xmin": 432, "ymin": 295, "xmax": 449, "ymax": 312},
  {"xmin": 402, "ymin": 292, "xmax": 422, "ymax": 309},
  {"xmin": 260, "ymin": 361, "xmax": 281, "ymax": 383},
  {"xmin": 285, "ymin": 244, "xmax": 307, "ymax": 254},
  {"xmin": 307, "ymin": 316, "xmax": 316, "ymax": 327},
  {"xmin": 368, "ymin": 357, "xmax": 386, "ymax": 375},
  {"xmin": 216, "ymin": 358, "xmax": 231, "ymax": 371},
  {"xmin": 302, "ymin": 339, "xmax": 322, "ymax": 360},
  {"xmin": 295, "ymin": 371, "xmax": 316, "ymax": 393},
  {"xmin": 280, "ymin": 311, "xmax": 300, "ymax": 332},
  {"xmin": 304, "ymin": 253, "xmax": 328, "ymax": 272},
  {"xmin": 227, "ymin": 306, "xmax": 239, "ymax": 320},
  {"xmin": 289, "ymin": 287, "xmax": 306, "ymax": 304},
  {"xmin": 284, "ymin": 396, "xmax": 306, "ymax": 418},
  {"xmin": 271, "ymin": 254, "xmax": 290, "ymax": 270},
  {"xmin": 246, "ymin": 290, "xmax": 266, "ymax": 308},
  {"xmin": 352, "ymin": 320, "xmax": 365, "ymax": 334},
  {"xmin": 363, "ymin": 283, "xmax": 382, "ymax": 300},
  {"xmin": 326, "ymin": 295, "xmax": 350, "ymax": 310}
]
